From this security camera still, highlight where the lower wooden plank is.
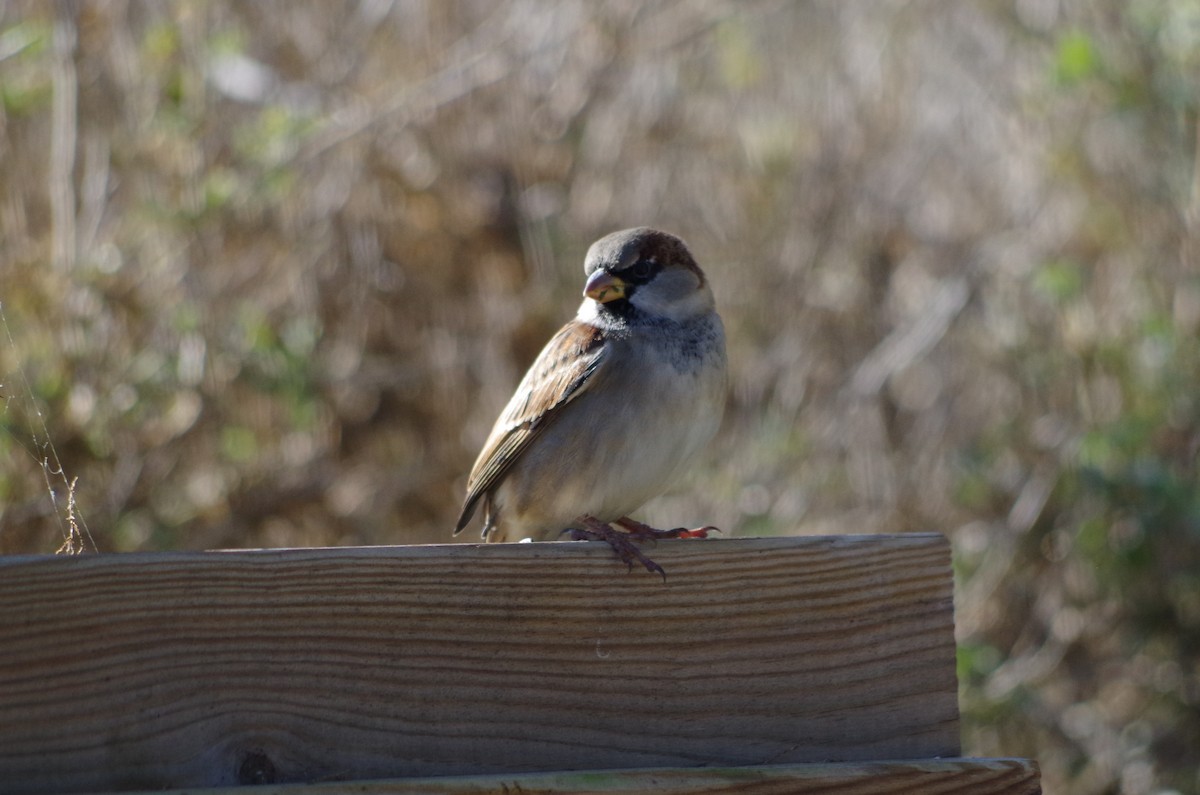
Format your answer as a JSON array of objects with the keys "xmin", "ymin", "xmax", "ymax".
[
  {"xmin": 108, "ymin": 759, "xmax": 1042, "ymax": 795},
  {"xmin": 0, "ymin": 536, "xmax": 959, "ymax": 794}
]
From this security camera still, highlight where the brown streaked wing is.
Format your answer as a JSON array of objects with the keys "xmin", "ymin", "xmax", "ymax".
[{"xmin": 454, "ymin": 320, "xmax": 609, "ymax": 532}]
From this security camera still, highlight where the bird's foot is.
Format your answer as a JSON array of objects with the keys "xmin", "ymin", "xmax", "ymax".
[
  {"xmin": 615, "ymin": 516, "xmax": 720, "ymax": 540},
  {"xmin": 565, "ymin": 515, "xmax": 666, "ymax": 580}
]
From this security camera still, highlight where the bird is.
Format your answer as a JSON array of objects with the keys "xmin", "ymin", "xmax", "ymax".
[{"xmin": 454, "ymin": 227, "xmax": 727, "ymax": 574}]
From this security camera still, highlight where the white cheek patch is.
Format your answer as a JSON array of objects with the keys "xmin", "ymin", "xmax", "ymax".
[{"xmin": 631, "ymin": 269, "xmax": 710, "ymax": 321}]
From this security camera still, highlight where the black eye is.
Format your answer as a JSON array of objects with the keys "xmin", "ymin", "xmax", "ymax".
[{"xmin": 629, "ymin": 260, "xmax": 653, "ymax": 280}]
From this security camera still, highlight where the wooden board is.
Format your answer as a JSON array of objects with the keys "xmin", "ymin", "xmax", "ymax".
[
  {"xmin": 111, "ymin": 758, "xmax": 1042, "ymax": 795},
  {"xmin": 0, "ymin": 535, "xmax": 959, "ymax": 795}
]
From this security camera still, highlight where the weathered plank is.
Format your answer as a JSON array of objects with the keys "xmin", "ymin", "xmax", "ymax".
[
  {"xmin": 0, "ymin": 535, "xmax": 958, "ymax": 795},
  {"xmin": 110, "ymin": 758, "xmax": 1042, "ymax": 795}
]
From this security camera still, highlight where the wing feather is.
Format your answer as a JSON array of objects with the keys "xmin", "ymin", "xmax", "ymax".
[{"xmin": 454, "ymin": 320, "xmax": 609, "ymax": 533}]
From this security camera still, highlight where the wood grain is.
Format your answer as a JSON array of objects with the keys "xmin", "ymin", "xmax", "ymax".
[
  {"xmin": 118, "ymin": 759, "xmax": 1040, "ymax": 795},
  {"xmin": 0, "ymin": 535, "xmax": 959, "ymax": 794}
]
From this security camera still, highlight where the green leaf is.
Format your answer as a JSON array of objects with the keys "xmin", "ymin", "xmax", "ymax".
[
  {"xmin": 1033, "ymin": 259, "xmax": 1084, "ymax": 303},
  {"xmin": 1056, "ymin": 30, "xmax": 1098, "ymax": 85},
  {"xmin": 220, "ymin": 425, "xmax": 258, "ymax": 463},
  {"xmin": 0, "ymin": 20, "xmax": 50, "ymax": 61}
]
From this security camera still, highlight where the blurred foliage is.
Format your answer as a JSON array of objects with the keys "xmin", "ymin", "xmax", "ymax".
[{"xmin": 0, "ymin": 1, "xmax": 1197, "ymax": 792}]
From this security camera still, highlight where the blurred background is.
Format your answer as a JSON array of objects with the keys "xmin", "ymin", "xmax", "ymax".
[{"xmin": 0, "ymin": 1, "xmax": 1197, "ymax": 791}]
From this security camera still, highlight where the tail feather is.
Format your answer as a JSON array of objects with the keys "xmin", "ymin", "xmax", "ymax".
[{"xmin": 453, "ymin": 495, "xmax": 480, "ymax": 536}]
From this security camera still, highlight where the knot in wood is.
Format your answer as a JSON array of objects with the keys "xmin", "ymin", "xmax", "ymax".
[{"xmin": 236, "ymin": 750, "xmax": 278, "ymax": 785}]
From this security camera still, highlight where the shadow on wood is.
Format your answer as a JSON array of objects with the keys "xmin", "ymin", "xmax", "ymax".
[{"xmin": 0, "ymin": 535, "xmax": 966, "ymax": 794}]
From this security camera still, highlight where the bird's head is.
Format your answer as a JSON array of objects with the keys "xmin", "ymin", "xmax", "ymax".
[{"xmin": 581, "ymin": 227, "xmax": 713, "ymax": 323}]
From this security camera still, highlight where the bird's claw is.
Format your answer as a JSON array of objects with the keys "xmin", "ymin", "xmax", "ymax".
[
  {"xmin": 673, "ymin": 525, "xmax": 720, "ymax": 539},
  {"xmin": 562, "ymin": 515, "xmax": 721, "ymax": 578},
  {"xmin": 565, "ymin": 516, "xmax": 668, "ymax": 580},
  {"xmin": 615, "ymin": 517, "xmax": 720, "ymax": 540}
]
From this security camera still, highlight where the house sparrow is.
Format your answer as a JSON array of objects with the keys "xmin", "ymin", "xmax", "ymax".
[{"xmin": 454, "ymin": 227, "xmax": 726, "ymax": 572}]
